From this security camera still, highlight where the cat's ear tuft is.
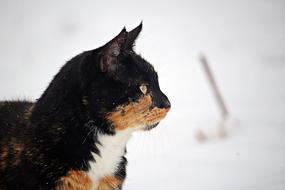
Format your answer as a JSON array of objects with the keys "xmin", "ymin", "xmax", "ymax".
[
  {"xmin": 125, "ymin": 22, "xmax": 143, "ymax": 49},
  {"xmin": 100, "ymin": 28, "xmax": 128, "ymax": 73}
]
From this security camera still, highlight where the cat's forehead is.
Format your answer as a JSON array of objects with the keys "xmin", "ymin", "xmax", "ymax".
[{"xmin": 121, "ymin": 51, "xmax": 157, "ymax": 84}]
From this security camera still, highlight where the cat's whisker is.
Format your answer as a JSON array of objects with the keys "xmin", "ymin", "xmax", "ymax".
[{"xmin": 82, "ymin": 127, "xmax": 97, "ymax": 145}]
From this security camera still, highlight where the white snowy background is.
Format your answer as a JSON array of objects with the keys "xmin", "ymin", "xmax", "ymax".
[{"xmin": 1, "ymin": 0, "xmax": 285, "ymax": 189}]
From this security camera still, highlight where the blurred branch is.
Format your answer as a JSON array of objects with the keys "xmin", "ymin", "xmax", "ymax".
[
  {"xmin": 195, "ymin": 54, "xmax": 231, "ymax": 142},
  {"xmin": 199, "ymin": 54, "xmax": 229, "ymax": 120}
]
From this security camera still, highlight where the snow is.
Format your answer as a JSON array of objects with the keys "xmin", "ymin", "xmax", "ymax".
[{"xmin": 0, "ymin": 0, "xmax": 285, "ymax": 189}]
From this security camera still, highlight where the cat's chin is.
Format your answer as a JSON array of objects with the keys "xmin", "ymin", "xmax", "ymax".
[{"xmin": 144, "ymin": 122, "xmax": 159, "ymax": 131}]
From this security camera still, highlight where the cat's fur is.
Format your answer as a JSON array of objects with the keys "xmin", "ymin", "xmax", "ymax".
[{"xmin": 0, "ymin": 23, "xmax": 170, "ymax": 190}]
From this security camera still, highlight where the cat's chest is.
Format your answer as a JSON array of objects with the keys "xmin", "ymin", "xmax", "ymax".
[{"xmin": 87, "ymin": 129, "xmax": 132, "ymax": 187}]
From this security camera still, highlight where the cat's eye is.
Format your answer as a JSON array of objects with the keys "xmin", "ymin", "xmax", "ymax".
[{"xmin": 139, "ymin": 84, "xmax": 148, "ymax": 95}]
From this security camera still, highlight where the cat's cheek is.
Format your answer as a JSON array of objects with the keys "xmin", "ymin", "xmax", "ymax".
[{"xmin": 105, "ymin": 95, "xmax": 153, "ymax": 131}]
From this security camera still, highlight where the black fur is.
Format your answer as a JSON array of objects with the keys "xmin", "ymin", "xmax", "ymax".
[{"xmin": 0, "ymin": 23, "xmax": 170, "ymax": 190}]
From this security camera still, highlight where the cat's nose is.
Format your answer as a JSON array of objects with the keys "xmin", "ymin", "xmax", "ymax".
[
  {"xmin": 163, "ymin": 98, "xmax": 171, "ymax": 110},
  {"xmin": 158, "ymin": 94, "xmax": 171, "ymax": 110}
]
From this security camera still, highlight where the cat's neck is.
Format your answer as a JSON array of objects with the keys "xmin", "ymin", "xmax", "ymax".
[
  {"xmin": 30, "ymin": 51, "xmax": 101, "ymax": 127},
  {"xmin": 28, "ymin": 58, "xmax": 97, "ymax": 155},
  {"xmin": 31, "ymin": 59, "xmax": 82, "ymax": 121}
]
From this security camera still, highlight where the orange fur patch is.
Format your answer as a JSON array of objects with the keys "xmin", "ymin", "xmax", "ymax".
[
  {"xmin": 106, "ymin": 95, "xmax": 169, "ymax": 130},
  {"xmin": 55, "ymin": 170, "xmax": 93, "ymax": 190},
  {"xmin": 97, "ymin": 176, "xmax": 123, "ymax": 190},
  {"xmin": 144, "ymin": 107, "xmax": 169, "ymax": 126}
]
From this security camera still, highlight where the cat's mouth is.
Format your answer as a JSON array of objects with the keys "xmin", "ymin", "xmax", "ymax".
[{"xmin": 145, "ymin": 122, "xmax": 159, "ymax": 131}]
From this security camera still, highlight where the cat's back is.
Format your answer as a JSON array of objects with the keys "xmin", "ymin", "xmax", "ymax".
[{"xmin": 0, "ymin": 101, "xmax": 33, "ymax": 138}]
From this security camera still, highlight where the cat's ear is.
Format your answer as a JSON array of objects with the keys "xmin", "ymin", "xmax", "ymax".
[
  {"xmin": 100, "ymin": 28, "xmax": 128, "ymax": 73},
  {"xmin": 124, "ymin": 22, "xmax": 143, "ymax": 49}
]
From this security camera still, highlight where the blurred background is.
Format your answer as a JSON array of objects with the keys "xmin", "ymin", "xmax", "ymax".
[{"xmin": 1, "ymin": 0, "xmax": 285, "ymax": 189}]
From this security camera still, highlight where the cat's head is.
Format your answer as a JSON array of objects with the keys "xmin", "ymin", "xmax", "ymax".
[{"xmin": 81, "ymin": 23, "xmax": 170, "ymax": 132}]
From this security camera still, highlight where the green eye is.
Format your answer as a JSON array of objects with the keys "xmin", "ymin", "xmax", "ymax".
[{"xmin": 139, "ymin": 84, "xmax": 148, "ymax": 94}]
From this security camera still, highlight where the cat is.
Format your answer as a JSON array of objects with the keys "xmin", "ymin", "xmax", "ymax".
[{"xmin": 0, "ymin": 23, "xmax": 170, "ymax": 190}]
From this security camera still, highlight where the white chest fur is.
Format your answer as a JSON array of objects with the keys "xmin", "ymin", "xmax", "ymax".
[{"xmin": 87, "ymin": 128, "xmax": 133, "ymax": 188}]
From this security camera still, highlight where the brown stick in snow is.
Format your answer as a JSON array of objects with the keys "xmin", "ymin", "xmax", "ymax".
[{"xmin": 199, "ymin": 55, "xmax": 229, "ymax": 120}]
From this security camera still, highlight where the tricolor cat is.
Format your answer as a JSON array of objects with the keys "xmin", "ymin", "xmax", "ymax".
[{"xmin": 0, "ymin": 23, "xmax": 170, "ymax": 190}]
